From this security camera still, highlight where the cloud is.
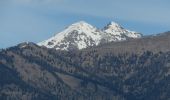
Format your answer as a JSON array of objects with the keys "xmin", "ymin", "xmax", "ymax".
[
  {"xmin": 11, "ymin": 0, "xmax": 65, "ymax": 4},
  {"xmin": 1, "ymin": 0, "xmax": 170, "ymax": 25},
  {"xmin": 53, "ymin": 0, "xmax": 170, "ymax": 25}
]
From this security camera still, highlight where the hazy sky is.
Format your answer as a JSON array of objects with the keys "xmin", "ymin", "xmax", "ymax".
[{"xmin": 0, "ymin": 0, "xmax": 170, "ymax": 48}]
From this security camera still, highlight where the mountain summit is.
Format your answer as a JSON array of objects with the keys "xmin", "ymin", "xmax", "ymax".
[
  {"xmin": 38, "ymin": 21, "xmax": 142, "ymax": 50},
  {"xmin": 103, "ymin": 22, "xmax": 141, "ymax": 41}
]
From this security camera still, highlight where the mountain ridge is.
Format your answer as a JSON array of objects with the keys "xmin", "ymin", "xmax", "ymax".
[{"xmin": 38, "ymin": 21, "xmax": 142, "ymax": 50}]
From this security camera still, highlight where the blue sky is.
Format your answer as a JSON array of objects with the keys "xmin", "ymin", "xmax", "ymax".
[{"xmin": 0, "ymin": 0, "xmax": 170, "ymax": 48}]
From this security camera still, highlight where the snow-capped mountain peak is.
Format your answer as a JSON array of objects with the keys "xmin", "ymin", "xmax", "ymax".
[
  {"xmin": 38, "ymin": 21, "xmax": 142, "ymax": 50},
  {"xmin": 38, "ymin": 21, "xmax": 103, "ymax": 50},
  {"xmin": 104, "ymin": 21, "xmax": 122, "ymax": 30},
  {"xmin": 68, "ymin": 21, "xmax": 95, "ymax": 31},
  {"xmin": 103, "ymin": 21, "xmax": 142, "ymax": 41}
]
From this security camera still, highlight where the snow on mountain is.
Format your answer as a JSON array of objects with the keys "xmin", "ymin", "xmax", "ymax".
[
  {"xmin": 38, "ymin": 21, "xmax": 103, "ymax": 50},
  {"xmin": 38, "ymin": 21, "xmax": 142, "ymax": 50},
  {"xmin": 103, "ymin": 22, "xmax": 142, "ymax": 41}
]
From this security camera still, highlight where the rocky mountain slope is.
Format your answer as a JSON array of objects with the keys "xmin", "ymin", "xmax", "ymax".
[
  {"xmin": 38, "ymin": 21, "xmax": 142, "ymax": 50},
  {"xmin": 0, "ymin": 32, "xmax": 170, "ymax": 100}
]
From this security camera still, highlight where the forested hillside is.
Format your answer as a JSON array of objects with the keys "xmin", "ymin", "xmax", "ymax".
[{"xmin": 0, "ymin": 32, "xmax": 170, "ymax": 100}]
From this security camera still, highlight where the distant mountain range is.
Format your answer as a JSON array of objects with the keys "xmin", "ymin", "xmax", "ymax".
[
  {"xmin": 38, "ymin": 21, "xmax": 142, "ymax": 50},
  {"xmin": 0, "ymin": 20, "xmax": 170, "ymax": 100}
]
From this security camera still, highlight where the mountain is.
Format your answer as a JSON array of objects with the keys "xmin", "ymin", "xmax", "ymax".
[
  {"xmin": 0, "ymin": 32, "xmax": 170, "ymax": 100},
  {"xmin": 103, "ymin": 22, "xmax": 141, "ymax": 41},
  {"xmin": 38, "ymin": 21, "xmax": 142, "ymax": 50}
]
